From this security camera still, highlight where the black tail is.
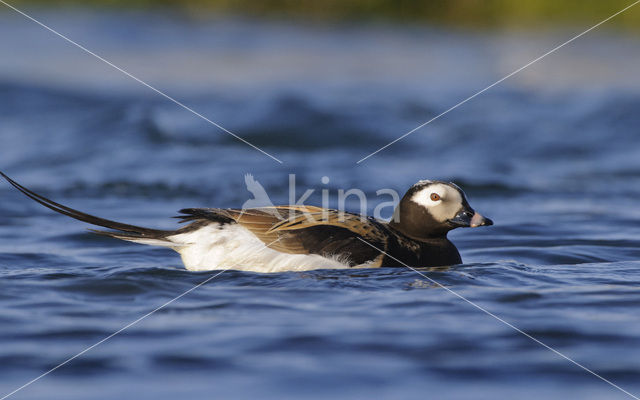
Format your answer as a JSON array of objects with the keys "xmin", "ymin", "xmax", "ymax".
[{"xmin": 1, "ymin": 172, "xmax": 173, "ymax": 239}]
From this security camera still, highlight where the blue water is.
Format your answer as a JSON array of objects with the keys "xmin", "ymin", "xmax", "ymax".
[{"xmin": 1, "ymin": 10, "xmax": 640, "ymax": 400}]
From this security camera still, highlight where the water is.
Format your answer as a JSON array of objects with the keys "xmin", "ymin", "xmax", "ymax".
[{"xmin": 1, "ymin": 10, "xmax": 640, "ymax": 400}]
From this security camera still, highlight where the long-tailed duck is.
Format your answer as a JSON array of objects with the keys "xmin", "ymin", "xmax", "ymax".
[{"xmin": 1, "ymin": 172, "xmax": 492, "ymax": 272}]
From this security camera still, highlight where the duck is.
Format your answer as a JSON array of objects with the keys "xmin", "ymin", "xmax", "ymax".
[{"xmin": 0, "ymin": 172, "xmax": 492, "ymax": 273}]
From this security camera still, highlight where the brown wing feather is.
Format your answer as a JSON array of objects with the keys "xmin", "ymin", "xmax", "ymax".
[
  {"xmin": 226, "ymin": 207, "xmax": 386, "ymax": 243},
  {"xmin": 177, "ymin": 206, "xmax": 388, "ymax": 265}
]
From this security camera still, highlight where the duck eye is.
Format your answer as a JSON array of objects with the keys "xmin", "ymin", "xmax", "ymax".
[{"xmin": 430, "ymin": 193, "xmax": 441, "ymax": 201}]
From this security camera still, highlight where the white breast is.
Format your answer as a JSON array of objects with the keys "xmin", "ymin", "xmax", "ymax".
[{"xmin": 164, "ymin": 223, "xmax": 354, "ymax": 273}]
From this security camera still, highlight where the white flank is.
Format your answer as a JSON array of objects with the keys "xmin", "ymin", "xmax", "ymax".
[{"xmin": 146, "ymin": 223, "xmax": 357, "ymax": 273}]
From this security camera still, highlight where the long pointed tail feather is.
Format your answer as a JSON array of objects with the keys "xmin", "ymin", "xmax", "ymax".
[{"xmin": 1, "ymin": 171, "xmax": 173, "ymax": 239}]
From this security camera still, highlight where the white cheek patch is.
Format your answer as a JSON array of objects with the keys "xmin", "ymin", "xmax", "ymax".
[
  {"xmin": 412, "ymin": 192, "xmax": 442, "ymax": 207},
  {"xmin": 410, "ymin": 184, "xmax": 463, "ymax": 223}
]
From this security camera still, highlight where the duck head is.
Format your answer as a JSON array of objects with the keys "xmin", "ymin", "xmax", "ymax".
[{"xmin": 389, "ymin": 180, "xmax": 493, "ymax": 240}]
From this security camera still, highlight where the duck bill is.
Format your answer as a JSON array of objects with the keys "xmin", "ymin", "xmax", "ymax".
[
  {"xmin": 449, "ymin": 210, "xmax": 493, "ymax": 228},
  {"xmin": 470, "ymin": 212, "xmax": 493, "ymax": 227}
]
